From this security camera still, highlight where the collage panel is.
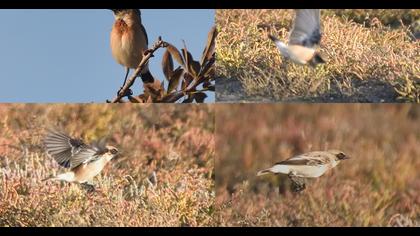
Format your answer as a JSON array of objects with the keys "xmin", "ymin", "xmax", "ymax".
[
  {"xmin": 215, "ymin": 104, "xmax": 419, "ymax": 226},
  {"xmin": 0, "ymin": 9, "xmax": 215, "ymax": 103},
  {"xmin": 0, "ymin": 104, "xmax": 215, "ymax": 226},
  {"xmin": 0, "ymin": 7, "xmax": 419, "ymax": 228},
  {"xmin": 216, "ymin": 9, "xmax": 419, "ymax": 103}
]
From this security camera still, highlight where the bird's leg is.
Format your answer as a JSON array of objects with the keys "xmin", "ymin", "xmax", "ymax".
[
  {"xmin": 143, "ymin": 48, "xmax": 154, "ymax": 56},
  {"xmin": 288, "ymin": 173, "xmax": 306, "ymax": 193},
  {"xmin": 117, "ymin": 68, "xmax": 133, "ymax": 97},
  {"xmin": 280, "ymin": 58, "xmax": 289, "ymax": 80},
  {"xmin": 81, "ymin": 182, "xmax": 95, "ymax": 193},
  {"xmin": 122, "ymin": 68, "xmax": 130, "ymax": 88},
  {"xmin": 282, "ymin": 60, "xmax": 288, "ymax": 71}
]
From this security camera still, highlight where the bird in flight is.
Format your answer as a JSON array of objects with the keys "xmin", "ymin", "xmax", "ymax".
[
  {"xmin": 42, "ymin": 129, "xmax": 119, "ymax": 191},
  {"xmin": 257, "ymin": 150, "xmax": 349, "ymax": 192},
  {"xmin": 268, "ymin": 9, "xmax": 325, "ymax": 67}
]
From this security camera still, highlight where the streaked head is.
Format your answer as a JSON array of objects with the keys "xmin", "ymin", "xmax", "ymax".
[{"xmin": 328, "ymin": 150, "xmax": 350, "ymax": 161}]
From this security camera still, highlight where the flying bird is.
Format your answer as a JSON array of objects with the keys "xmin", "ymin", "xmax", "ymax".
[
  {"xmin": 268, "ymin": 9, "xmax": 325, "ymax": 67},
  {"xmin": 257, "ymin": 150, "xmax": 349, "ymax": 192},
  {"xmin": 110, "ymin": 9, "xmax": 155, "ymax": 91},
  {"xmin": 42, "ymin": 129, "xmax": 119, "ymax": 190}
]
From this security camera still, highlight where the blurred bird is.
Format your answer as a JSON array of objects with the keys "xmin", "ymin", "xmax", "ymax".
[
  {"xmin": 257, "ymin": 150, "xmax": 349, "ymax": 192},
  {"xmin": 110, "ymin": 9, "xmax": 154, "ymax": 91},
  {"xmin": 42, "ymin": 129, "xmax": 119, "ymax": 190},
  {"xmin": 268, "ymin": 9, "xmax": 325, "ymax": 67}
]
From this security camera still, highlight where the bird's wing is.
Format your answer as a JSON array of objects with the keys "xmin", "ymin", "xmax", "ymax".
[
  {"xmin": 71, "ymin": 137, "xmax": 110, "ymax": 168},
  {"xmin": 288, "ymin": 9, "xmax": 322, "ymax": 48},
  {"xmin": 69, "ymin": 148, "xmax": 99, "ymax": 168},
  {"xmin": 140, "ymin": 24, "xmax": 149, "ymax": 46},
  {"xmin": 136, "ymin": 9, "xmax": 148, "ymax": 46},
  {"xmin": 43, "ymin": 129, "xmax": 96, "ymax": 169},
  {"xmin": 91, "ymin": 137, "xmax": 107, "ymax": 152},
  {"xmin": 268, "ymin": 34, "xmax": 290, "ymax": 57},
  {"xmin": 275, "ymin": 153, "xmax": 325, "ymax": 166},
  {"xmin": 88, "ymin": 138, "xmax": 109, "ymax": 159}
]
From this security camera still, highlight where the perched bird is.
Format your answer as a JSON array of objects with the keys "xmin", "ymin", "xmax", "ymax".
[
  {"xmin": 268, "ymin": 9, "xmax": 325, "ymax": 67},
  {"xmin": 110, "ymin": 9, "xmax": 154, "ymax": 90},
  {"xmin": 42, "ymin": 129, "xmax": 119, "ymax": 190},
  {"xmin": 257, "ymin": 150, "xmax": 349, "ymax": 192}
]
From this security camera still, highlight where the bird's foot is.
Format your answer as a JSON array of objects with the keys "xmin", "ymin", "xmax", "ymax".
[
  {"xmin": 291, "ymin": 181, "xmax": 306, "ymax": 193},
  {"xmin": 288, "ymin": 173, "xmax": 306, "ymax": 193},
  {"xmin": 282, "ymin": 62, "xmax": 289, "ymax": 76},
  {"xmin": 143, "ymin": 48, "xmax": 154, "ymax": 56},
  {"xmin": 117, "ymin": 87, "xmax": 133, "ymax": 97},
  {"xmin": 81, "ymin": 183, "xmax": 95, "ymax": 193}
]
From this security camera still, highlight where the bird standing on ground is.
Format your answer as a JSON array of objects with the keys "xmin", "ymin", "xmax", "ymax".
[
  {"xmin": 42, "ymin": 129, "xmax": 119, "ymax": 191},
  {"xmin": 110, "ymin": 9, "xmax": 155, "ymax": 92},
  {"xmin": 268, "ymin": 9, "xmax": 326, "ymax": 67},
  {"xmin": 257, "ymin": 150, "xmax": 349, "ymax": 192}
]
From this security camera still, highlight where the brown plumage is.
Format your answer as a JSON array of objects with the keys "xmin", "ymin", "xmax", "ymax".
[{"xmin": 110, "ymin": 9, "xmax": 154, "ymax": 87}]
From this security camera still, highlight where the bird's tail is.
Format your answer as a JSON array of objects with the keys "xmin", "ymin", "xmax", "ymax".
[
  {"xmin": 42, "ymin": 172, "xmax": 74, "ymax": 182},
  {"xmin": 257, "ymin": 168, "xmax": 273, "ymax": 176},
  {"xmin": 267, "ymin": 34, "xmax": 288, "ymax": 54},
  {"xmin": 42, "ymin": 175, "xmax": 57, "ymax": 182},
  {"xmin": 140, "ymin": 69, "xmax": 155, "ymax": 83},
  {"xmin": 268, "ymin": 34, "xmax": 280, "ymax": 43}
]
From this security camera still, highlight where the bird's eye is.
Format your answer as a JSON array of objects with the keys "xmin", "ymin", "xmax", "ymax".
[{"xmin": 110, "ymin": 149, "xmax": 118, "ymax": 155}]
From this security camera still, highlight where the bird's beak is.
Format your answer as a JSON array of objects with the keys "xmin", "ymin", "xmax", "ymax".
[{"xmin": 342, "ymin": 155, "xmax": 350, "ymax": 160}]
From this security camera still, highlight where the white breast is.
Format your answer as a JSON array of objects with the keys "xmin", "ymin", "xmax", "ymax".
[{"xmin": 75, "ymin": 158, "xmax": 108, "ymax": 183}]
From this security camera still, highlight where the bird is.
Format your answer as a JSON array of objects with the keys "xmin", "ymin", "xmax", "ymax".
[
  {"xmin": 257, "ymin": 150, "xmax": 349, "ymax": 192},
  {"xmin": 110, "ymin": 9, "xmax": 155, "ymax": 92},
  {"xmin": 268, "ymin": 9, "xmax": 326, "ymax": 67},
  {"xmin": 42, "ymin": 129, "xmax": 119, "ymax": 191}
]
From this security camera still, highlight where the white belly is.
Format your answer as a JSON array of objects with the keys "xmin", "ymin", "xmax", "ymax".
[
  {"xmin": 270, "ymin": 164, "xmax": 330, "ymax": 178},
  {"xmin": 289, "ymin": 165, "xmax": 329, "ymax": 178}
]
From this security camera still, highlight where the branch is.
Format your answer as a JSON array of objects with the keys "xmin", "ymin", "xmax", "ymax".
[
  {"xmin": 107, "ymin": 37, "xmax": 168, "ymax": 103},
  {"xmin": 161, "ymin": 91, "xmax": 186, "ymax": 103},
  {"xmin": 161, "ymin": 86, "xmax": 213, "ymax": 103}
]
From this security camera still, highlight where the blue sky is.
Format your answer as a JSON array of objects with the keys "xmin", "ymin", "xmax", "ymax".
[{"xmin": 0, "ymin": 9, "xmax": 215, "ymax": 103}]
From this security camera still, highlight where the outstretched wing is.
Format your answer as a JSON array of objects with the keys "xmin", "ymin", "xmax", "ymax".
[
  {"xmin": 289, "ymin": 9, "xmax": 322, "ymax": 48},
  {"xmin": 90, "ymin": 137, "xmax": 110, "ymax": 157},
  {"xmin": 43, "ymin": 129, "xmax": 97, "ymax": 169}
]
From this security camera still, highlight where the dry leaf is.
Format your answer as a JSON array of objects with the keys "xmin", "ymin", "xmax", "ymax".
[
  {"xmin": 162, "ymin": 50, "xmax": 174, "ymax": 81},
  {"xmin": 201, "ymin": 26, "xmax": 217, "ymax": 66},
  {"xmin": 167, "ymin": 67, "xmax": 184, "ymax": 93},
  {"xmin": 166, "ymin": 44, "xmax": 184, "ymax": 66}
]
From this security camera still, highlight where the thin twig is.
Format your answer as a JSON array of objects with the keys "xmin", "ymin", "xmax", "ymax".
[
  {"xmin": 161, "ymin": 75, "xmax": 214, "ymax": 103},
  {"xmin": 107, "ymin": 37, "xmax": 168, "ymax": 103}
]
